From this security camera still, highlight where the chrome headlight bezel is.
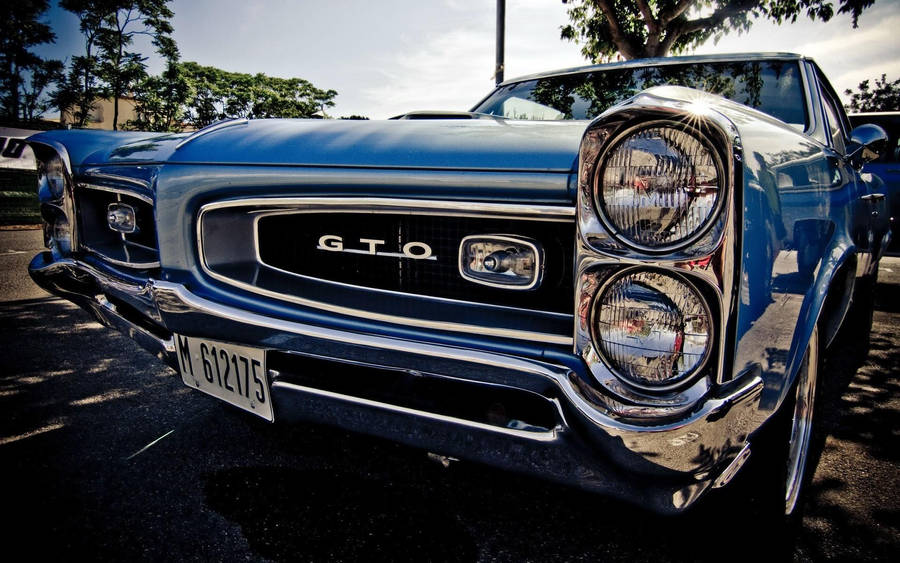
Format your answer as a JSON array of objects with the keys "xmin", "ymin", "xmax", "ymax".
[
  {"xmin": 573, "ymin": 94, "xmax": 741, "ymax": 420},
  {"xmin": 589, "ymin": 266, "xmax": 715, "ymax": 393},
  {"xmin": 591, "ymin": 120, "xmax": 727, "ymax": 254},
  {"xmin": 39, "ymin": 154, "xmax": 67, "ymax": 200},
  {"xmin": 32, "ymin": 142, "xmax": 77, "ymax": 257}
]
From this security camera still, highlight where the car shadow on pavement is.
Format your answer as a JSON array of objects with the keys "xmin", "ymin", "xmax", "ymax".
[
  {"xmin": 791, "ymin": 277, "xmax": 900, "ymax": 561},
  {"xmin": 0, "ymin": 298, "xmax": 243, "ymax": 560},
  {"xmin": 3, "ymin": 286, "xmax": 897, "ymax": 561},
  {"xmin": 201, "ymin": 279, "xmax": 900, "ymax": 563}
]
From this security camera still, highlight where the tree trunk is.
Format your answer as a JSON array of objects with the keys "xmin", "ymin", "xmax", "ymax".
[
  {"xmin": 79, "ymin": 39, "xmax": 94, "ymax": 128},
  {"xmin": 9, "ymin": 60, "xmax": 20, "ymax": 121},
  {"xmin": 113, "ymin": 22, "xmax": 123, "ymax": 131}
]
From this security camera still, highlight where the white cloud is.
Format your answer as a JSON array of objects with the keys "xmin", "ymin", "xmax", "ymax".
[
  {"xmin": 356, "ymin": 0, "xmax": 583, "ymax": 118},
  {"xmin": 361, "ymin": 28, "xmax": 495, "ymax": 117}
]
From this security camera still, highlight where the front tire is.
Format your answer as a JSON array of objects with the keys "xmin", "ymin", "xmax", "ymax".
[
  {"xmin": 783, "ymin": 325, "xmax": 819, "ymax": 516},
  {"xmin": 722, "ymin": 325, "xmax": 821, "ymax": 531}
]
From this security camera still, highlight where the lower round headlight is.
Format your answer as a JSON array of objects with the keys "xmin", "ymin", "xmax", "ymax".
[
  {"xmin": 52, "ymin": 214, "xmax": 72, "ymax": 254},
  {"xmin": 40, "ymin": 203, "xmax": 71, "ymax": 255},
  {"xmin": 591, "ymin": 269, "xmax": 711, "ymax": 389}
]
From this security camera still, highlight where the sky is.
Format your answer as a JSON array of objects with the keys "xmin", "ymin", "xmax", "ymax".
[{"xmin": 35, "ymin": 0, "xmax": 900, "ymax": 119}]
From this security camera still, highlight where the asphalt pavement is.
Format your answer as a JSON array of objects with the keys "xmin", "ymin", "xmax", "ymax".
[{"xmin": 1, "ymin": 229, "xmax": 898, "ymax": 562}]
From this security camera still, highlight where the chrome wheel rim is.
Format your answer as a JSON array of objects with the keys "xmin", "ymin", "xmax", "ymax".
[{"xmin": 784, "ymin": 327, "xmax": 818, "ymax": 515}]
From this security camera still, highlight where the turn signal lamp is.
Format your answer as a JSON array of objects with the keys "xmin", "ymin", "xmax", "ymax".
[{"xmin": 459, "ymin": 235, "xmax": 542, "ymax": 290}]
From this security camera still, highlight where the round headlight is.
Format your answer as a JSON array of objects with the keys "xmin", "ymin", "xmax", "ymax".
[
  {"xmin": 591, "ymin": 270, "xmax": 711, "ymax": 389},
  {"xmin": 52, "ymin": 214, "xmax": 72, "ymax": 254},
  {"xmin": 39, "ymin": 155, "xmax": 67, "ymax": 200},
  {"xmin": 595, "ymin": 123, "xmax": 722, "ymax": 251},
  {"xmin": 40, "ymin": 203, "xmax": 71, "ymax": 255}
]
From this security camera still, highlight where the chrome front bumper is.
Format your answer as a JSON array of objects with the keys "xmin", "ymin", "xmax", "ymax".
[{"xmin": 29, "ymin": 251, "xmax": 765, "ymax": 514}]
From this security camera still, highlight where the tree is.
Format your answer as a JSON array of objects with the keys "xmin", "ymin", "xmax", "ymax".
[
  {"xmin": 128, "ymin": 60, "xmax": 190, "ymax": 131},
  {"xmin": 0, "ymin": 0, "xmax": 57, "ymax": 121},
  {"xmin": 21, "ymin": 58, "xmax": 65, "ymax": 121},
  {"xmin": 53, "ymin": 56, "xmax": 99, "ymax": 127},
  {"xmin": 844, "ymin": 74, "xmax": 900, "ymax": 113},
  {"xmin": 561, "ymin": 0, "xmax": 875, "ymax": 62},
  {"xmin": 179, "ymin": 61, "xmax": 226, "ymax": 128},
  {"xmin": 177, "ymin": 62, "xmax": 338, "ymax": 127},
  {"xmin": 95, "ymin": 0, "xmax": 176, "ymax": 130},
  {"xmin": 250, "ymin": 75, "xmax": 338, "ymax": 119},
  {"xmin": 59, "ymin": 0, "xmax": 110, "ymax": 127},
  {"xmin": 59, "ymin": 1, "xmax": 177, "ymax": 130},
  {"xmin": 127, "ymin": 62, "xmax": 339, "ymax": 131}
]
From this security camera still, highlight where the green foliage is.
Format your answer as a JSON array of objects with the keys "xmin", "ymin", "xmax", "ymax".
[
  {"xmin": 50, "ymin": 1, "xmax": 339, "ymax": 131},
  {"xmin": 0, "ymin": 0, "xmax": 59, "ymax": 121},
  {"xmin": 21, "ymin": 59, "xmax": 65, "ymax": 121},
  {"xmin": 844, "ymin": 74, "xmax": 900, "ymax": 112},
  {"xmin": 126, "ymin": 62, "xmax": 338, "ymax": 131},
  {"xmin": 59, "ymin": 0, "xmax": 177, "ymax": 130},
  {"xmin": 561, "ymin": 0, "xmax": 875, "ymax": 61},
  {"xmin": 127, "ymin": 60, "xmax": 190, "ymax": 131},
  {"xmin": 175, "ymin": 62, "xmax": 337, "ymax": 129}
]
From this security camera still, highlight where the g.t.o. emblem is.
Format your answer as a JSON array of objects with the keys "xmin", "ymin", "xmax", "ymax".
[{"xmin": 317, "ymin": 235, "xmax": 436, "ymax": 260}]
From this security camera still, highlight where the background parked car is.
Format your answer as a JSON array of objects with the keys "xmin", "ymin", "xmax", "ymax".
[{"xmin": 849, "ymin": 112, "xmax": 899, "ymax": 253}]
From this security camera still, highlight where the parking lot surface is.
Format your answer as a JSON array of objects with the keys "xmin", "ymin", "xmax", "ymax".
[{"xmin": 1, "ymin": 229, "xmax": 897, "ymax": 561}]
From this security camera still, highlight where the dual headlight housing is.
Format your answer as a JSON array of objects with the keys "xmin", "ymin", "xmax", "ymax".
[
  {"xmin": 35, "ymin": 150, "xmax": 75, "ymax": 256},
  {"xmin": 576, "ymin": 109, "xmax": 735, "ymax": 412}
]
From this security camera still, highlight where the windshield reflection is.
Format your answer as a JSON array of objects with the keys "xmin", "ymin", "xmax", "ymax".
[{"xmin": 473, "ymin": 61, "xmax": 807, "ymax": 128}]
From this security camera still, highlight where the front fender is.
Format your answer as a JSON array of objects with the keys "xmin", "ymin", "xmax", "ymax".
[{"xmin": 729, "ymin": 108, "xmax": 860, "ymax": 415}]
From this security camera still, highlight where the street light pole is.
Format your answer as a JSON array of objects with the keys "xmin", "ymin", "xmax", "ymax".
[{"xmin": 495, "ymin": 0, "xmax": 505, "ymax": 85}]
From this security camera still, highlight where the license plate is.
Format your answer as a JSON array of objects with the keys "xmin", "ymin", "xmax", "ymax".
[{"xmin": 174, "ymin": 335, "xmax": 273, "ymax": 421}]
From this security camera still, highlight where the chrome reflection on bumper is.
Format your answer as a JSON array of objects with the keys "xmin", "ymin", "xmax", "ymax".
[{"xmin": 29, "ymin": 251, "xmax": 765, "ymax": 514}]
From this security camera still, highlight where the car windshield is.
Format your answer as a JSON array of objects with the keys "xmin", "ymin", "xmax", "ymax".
[{"xmin": 472, "ymin": 60, "xmax": 808, "ymax": 129}]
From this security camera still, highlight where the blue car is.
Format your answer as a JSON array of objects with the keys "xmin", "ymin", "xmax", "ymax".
[
  {"xmin": 26, "ymin": 53, "xmax": 889, "ymax": 518},
  {"xmin": 849, "ymin": 111, "xmax": 899, "ymax": 253}
]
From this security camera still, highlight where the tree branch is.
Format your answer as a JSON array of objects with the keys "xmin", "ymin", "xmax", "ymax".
[
  {"xmin": 659, "ymin": 21, "xmax": 683, "ymax": 55},
  {"xmin": 676, "ymin": 0, "xmax": 762, "ymax": 36},
  {"xmin": 658, "ymin": 0, "xmax": 696, "ymax": 26},
  {"xmin": 596, "ymin": 0, "xmax": 641, "ymax": 59},
  {"xmin": 635, "ymin": 0, "xmax": 658, "ymax": 34},
  {"xmin": 122, "ymin": 8, "xmax": 139, "ymax": 31}
]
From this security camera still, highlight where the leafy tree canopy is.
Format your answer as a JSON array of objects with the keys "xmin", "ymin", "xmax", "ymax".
[
  {"xmin": 844, "ymin": 74, "xmax": 900, "ymax": 112},
  {"xmin": 0, "ymin": 0, "xmax": 59, "ymax": 122},
  {"xmin": 561, "ymin": 0, "xmax": 875, "ymax": 61},
  {"xmin": 21, "ymin": 58, "xmax": 65, "ymax": 121},
  {"xmin": 59, "ymin": 0, "xmax": 177, "ymax": 130},
  {"xmin": 48, "ymin": 1, "xmax": 339, "ymax": 131},
  {"xmin": 127, "ymin": 62, "xmax": 339, "ymax": 132}
]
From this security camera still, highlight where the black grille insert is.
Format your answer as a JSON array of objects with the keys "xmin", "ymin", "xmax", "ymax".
[
  {"xmin": 268, "ymin": 351, "xmax": 560, "ymax": 433},
  {"xmin": 76, "ymin": 186, "xmax": 158, "ymax": 267},
  {"xmin": 257, "ymin": 213, "xmax": 574, "ymax": 314}
]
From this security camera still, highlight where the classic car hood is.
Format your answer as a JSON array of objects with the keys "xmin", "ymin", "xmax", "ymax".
[
  {"xmin": 26, "ymin": 129, "xmax": 172, "ymax": 171},
  {"xmin": 35, "ymin": 119, "xmax": 587, "ymax": 173}
]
